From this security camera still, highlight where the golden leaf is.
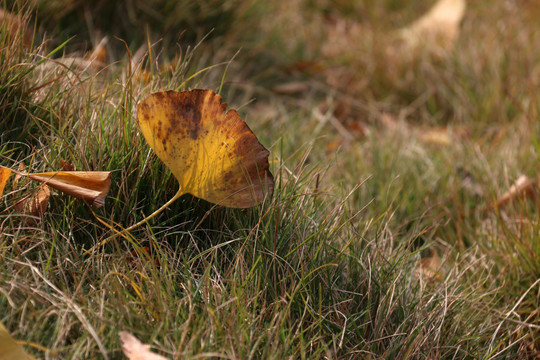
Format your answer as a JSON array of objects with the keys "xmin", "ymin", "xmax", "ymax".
[
  {"xmin": 0, "ymin": 166, "xmax": 11, "ymax": 197},
  {"xmin": 0, "ymin": 322, "xmax": 34, "ymax": 360},
  {"xmin": 138, "ymin": 89, "xmax": 274, "ymax": 208}
]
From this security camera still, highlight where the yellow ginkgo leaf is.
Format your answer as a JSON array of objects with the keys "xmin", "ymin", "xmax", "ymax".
[
  {"xmin": 0, "ymin": 166, "xmax": 11, "ymax": 197},
  {"xmin": 137, "ymin": 89, "xmax": 274, "ymax": 208},
  {"xmin": 0, "ymin": 322, "xmax": 34, "ymax": 360}
]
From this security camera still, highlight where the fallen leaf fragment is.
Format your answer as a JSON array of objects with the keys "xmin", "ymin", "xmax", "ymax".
[
  {"xmin": 0, "ymin": 166, "xmax": 11, "ymax": 197},
  {"xmin": 418, "ymin": 127, "xmax": 452, "ymax": 146},
  {"xmin": 29, "ymin": 185, "xmax": 50, "ymax": 217},
  {"xmin": 27, "ymin": 171, "xmax": 111, "ymax": 207},
  {"xmin": 59, "ymin": 159, "xmax": 75, "ymax": 171},
  {"xmin": 0, "ymin": 322, "xmax": 34, "ymax": 360},
  {"xmin": 326, "ymin": 139, "xmax": 342, "ymax": 152},
  {"xmin": 398, "ymin": 0, "xmax": 466, "ymax": 54},
  {"xmin": 87, "ymin": 36, "xmax": 108, "ymax": 68},
  {"xmin": 415, "ymin": 251, "xmax": 442, "ymax": 281},
  {"xmin": 138, "ymin": 89, "xmax": 274, "ymax": 208},
  {"xmin": 272, "ymin": 81, "xmax": 311, "ymax": 95},
  {"xmin": 119, "ymin": 332, "xmax": 168, "ymax": 360},
  {"xmin": 494, "ymin": 175, "xmax": 538, "ymax": 209}
]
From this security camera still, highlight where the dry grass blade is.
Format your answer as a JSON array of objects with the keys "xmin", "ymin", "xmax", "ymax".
[
  {"xmin": 0, "ymin": 8, "xmax": 32, "ymax": 47},
  {"xmin": 13, "ymin": 260, "xmax": 109, "ymax": 359}
]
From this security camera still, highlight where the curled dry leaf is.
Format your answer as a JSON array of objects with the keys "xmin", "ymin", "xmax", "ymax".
[
  {"xmin": 0, "ymin": 322, "xmax": 34, "ymax": 360},
  {"xmin": 398, "ymin": 0, "xmax": 466, "ymax": 53},
  {"xmin": 27, "ymin": 171, "xmax": 111, "ymax": 208},
  {"xmin": 494, "ymin": 175, "xmax": 538, "ymax": 209},
  {"xmin": 86, "ymin": 36, "xmax": 108, "ymax": 68},
  {"xmin": 415, "ymin": 252, "xmax": 442, "ymax": 282},
  {"xmin": 29, "ymin": 185, "xmax": 50, "ymax": 217},
  {"xmin": 138, "ymin": 89, "xmax": 274, "ymax": 208},
  {"xmin": 119, "ymin": 332, "xmax": 168, "ymax": 360},
  {"xmin": 0, "ymin": 166, "xmax": 11, "ymax": 197}
]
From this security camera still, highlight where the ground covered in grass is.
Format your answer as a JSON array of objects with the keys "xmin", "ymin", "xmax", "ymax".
[{"xmin": 1, "ymin": 0, "xmax": 539, "ymax": 359}]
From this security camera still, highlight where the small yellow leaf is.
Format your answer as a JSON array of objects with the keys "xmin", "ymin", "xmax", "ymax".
[
  {"xmin": 0, "ymin": 166, "xmax": 12, "ymax": 197},
  {"xmin": 119, "ymin": 332, "xmax": 168, "ymax": 360},
  {"xmin": 138, "ymin": 89, "xmax": 274, "ymax": 208},
  {"xmin": 418, "ymin": 128, "xmax": 452, "ymax": 146},
  {"xmin": 27, "ymin": 171, "xmax": 111, "ymax": 207},
  {"xmin": 0, "ymin": 322, "xmax": 34, "ymax": 360}
]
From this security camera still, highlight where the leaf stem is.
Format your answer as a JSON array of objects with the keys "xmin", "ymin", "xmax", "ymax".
[{"xmin": 86, "ymin": 188, "xmax": 184, "ymax": 254}]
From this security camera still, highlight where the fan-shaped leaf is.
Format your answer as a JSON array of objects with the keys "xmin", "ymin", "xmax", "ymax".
[{"xmin": 138, "ymin": 89, "xmax": 274, "ymax": 208}]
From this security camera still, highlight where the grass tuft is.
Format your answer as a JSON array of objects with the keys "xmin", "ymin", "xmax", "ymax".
[{"xmin": 1, "ymin": 1, "xmax": 539, "ymax": 359}]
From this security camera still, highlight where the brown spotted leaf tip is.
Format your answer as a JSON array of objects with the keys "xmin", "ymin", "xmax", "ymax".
[{"xmin": 137, "ymin": 89, "xmax": 274, "ymax": 208}]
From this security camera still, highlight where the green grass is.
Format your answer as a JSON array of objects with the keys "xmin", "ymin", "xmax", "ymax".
[{"xmin": 1, "ymin": 0, "xmax": 539, "ymax": 359}]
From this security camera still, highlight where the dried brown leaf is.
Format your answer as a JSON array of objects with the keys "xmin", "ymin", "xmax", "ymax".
[
  {"xmin": 27, "ymin": 171, "xmax": 111, "ymax": 207},
  {"xmin": 399, "ymin": 0, "xmax": 467, "ymax": 53},
  {"xmin": 87, "ymin": 36, "xmax": 108, "ymax": 68},
  {"xmin": 119, "ymin": 332, "xmax": 168, "ymax": 360},
  {"xmin": 29, "ymin": 185, "xmax": 50, "ymax": 217},
  {"xmin": 59, "ymin": 159, "xmax": 75, "ymax": 171},
  {"xmin": 495, "ymin": 175, "xmax": 537, "ymax": 209},
  {"xmin": 415, "ymin": 252, "xmax": 442, "ymax": 281}
]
